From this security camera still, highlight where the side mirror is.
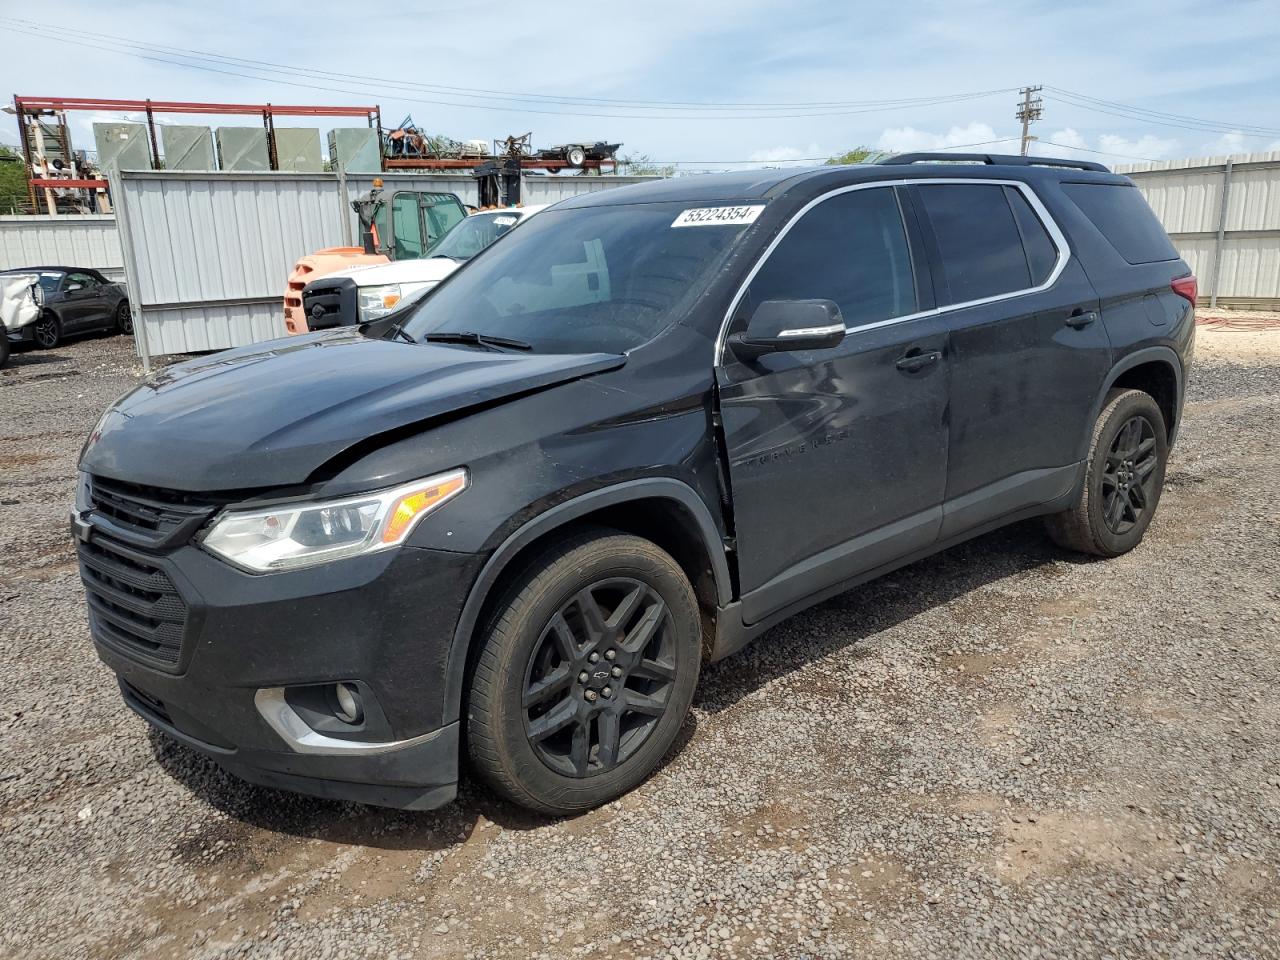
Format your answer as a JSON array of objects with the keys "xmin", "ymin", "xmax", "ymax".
[
  {"xmin": 727, "ymin": 299, "xmax": 845, "ymax": 360},
  {"xmin": 65, "ymin": 281, "xmax": 84, "ymax": 294}
]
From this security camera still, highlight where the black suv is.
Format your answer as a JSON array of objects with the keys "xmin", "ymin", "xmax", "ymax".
[{"xmin": 74, "ymin": 154, "xmax": 1194, "ymax": 815}]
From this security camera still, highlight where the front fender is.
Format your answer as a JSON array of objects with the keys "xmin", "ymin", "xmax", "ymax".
[{"xmin": 440, "ymin": 477, "xmax": 731, "ymax": 727}]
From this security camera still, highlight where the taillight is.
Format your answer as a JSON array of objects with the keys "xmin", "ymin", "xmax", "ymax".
[{"xmin": 1171, "ymin": 275, "xmax": 1198, "ymax": 305}]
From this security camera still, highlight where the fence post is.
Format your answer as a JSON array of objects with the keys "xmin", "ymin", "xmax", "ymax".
[
  {"xmin": 1210, "ymin": 158, "xmax": 1233, "ymax": 309},
  {"xmin": 110, "ymin": 167, "xmax": 152, "ymax": 374},
  {"xmin": 336, "ymin": 162, "xmax": 352, "ymax": 247}
]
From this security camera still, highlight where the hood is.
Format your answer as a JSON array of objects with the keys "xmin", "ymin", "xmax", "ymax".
[
  {"xmin": 326, "ymin": 257, "xmax": 459, "ymax": 286},
  {"xmin": 80, "ymin": 330, "xmax": 625, "ymax": 490}
]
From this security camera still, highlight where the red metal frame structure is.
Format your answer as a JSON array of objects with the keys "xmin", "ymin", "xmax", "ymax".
[{"xmin": 13, "ymin": 96, "xmax": 383, "ymax": 208}]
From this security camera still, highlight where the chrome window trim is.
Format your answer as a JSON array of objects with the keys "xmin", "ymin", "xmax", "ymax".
[{"xmin": 714, "ymin": 178, "xmax": 1071, "ymax": 364}]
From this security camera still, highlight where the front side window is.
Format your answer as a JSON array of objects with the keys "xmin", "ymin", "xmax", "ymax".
[
  {"xmin": 402, "ymin": 201, "xmax": 754, "ymax": 354},
  {"xmin": 741, "ymin": 187, "xmax": 917, "ymax": 330},
  {"xmin": 65, "ymin": 271, "xmax": 98, "ymax": 291},
  {"xmin": 916, "ymin": 183, "xmax": 1034, "ymax": 304}
]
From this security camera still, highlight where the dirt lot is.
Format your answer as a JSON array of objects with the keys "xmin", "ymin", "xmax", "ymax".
[{"xmin": 2, "ymin": 319, "xmax": 1279, "ymax": 960}]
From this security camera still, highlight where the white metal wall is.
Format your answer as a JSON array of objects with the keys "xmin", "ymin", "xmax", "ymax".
[
  {"xmin": 1114, "ymin": 152, "xmax": 1280, "ymax": 306},
  {"xmin": 112, "ymin": 170, "xmax": 662, "ymax": 363},
  {"xmin": 0, "ymin": 215, "xmax": 124, "ymax": 280}
]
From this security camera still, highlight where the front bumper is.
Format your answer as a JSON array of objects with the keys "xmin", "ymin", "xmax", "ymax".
[{"xmin": 77, "ymin": 518, "xmax": 485, "ymax": 810}]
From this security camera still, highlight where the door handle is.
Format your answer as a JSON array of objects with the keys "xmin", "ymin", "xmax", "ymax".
[
  {"xmin": 895, "ymin": 350, "xmax": 942, "ymax": 372},
  {"xmin": 1065, "ymin": 310, "xmax": 1098, "ymax": 329}
]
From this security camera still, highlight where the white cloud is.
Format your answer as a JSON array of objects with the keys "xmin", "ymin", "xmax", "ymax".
[
  {"xmin": 873, "ymin": 123, "xmax": 1008, "ymax": 154},
  {"xmin": 747, "ymin": 143, "xmax": 824, "ymax": 164},
  {"xmin": 1032, "ymin": 127, "xmax": 1179, "ymax": 163}
]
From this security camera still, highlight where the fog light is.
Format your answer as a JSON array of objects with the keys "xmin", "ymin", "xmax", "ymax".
[{"xmin": 333, "ymin": 682, "xmax": 363, "ymax": 724}]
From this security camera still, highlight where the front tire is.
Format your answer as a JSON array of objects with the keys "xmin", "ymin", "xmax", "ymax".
[
  {"xmin": 0, "ymin": 332, "xmax": 9, "ymax": 368},
  {"xmin": 1046, "ymin": 388, "xmax": 1169, "ymax": 557},
  {"xmin": 467, "ymin": 529, "xmax": 701, "ymax": 815},
  {"xmin": 115, "ymin": 301, "xmax": 133, "ymax": 335},
  {"xmin": 32, "ymin": 313, "xmax": 61, "ymax": 349}
]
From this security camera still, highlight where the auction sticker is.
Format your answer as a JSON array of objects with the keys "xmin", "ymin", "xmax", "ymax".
[
  {"xmin": 671, "ymin": 205, "xmax": 765, "ymax": 228},
  {"xmin": 493, "ymin": 215, "xmax": 517, "ymax": 226}
]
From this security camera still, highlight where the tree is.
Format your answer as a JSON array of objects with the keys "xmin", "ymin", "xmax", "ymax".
[
  {"xmin": 0, "ymin": 147, "xmax": 30, "ymax": 215},
  {"xmin": 619, "ymin": 153, "xmax": 675, "ymax": 177},
  {"xmin": 825, "ymin": 147, "xmax": 873, "ymax": 166}
]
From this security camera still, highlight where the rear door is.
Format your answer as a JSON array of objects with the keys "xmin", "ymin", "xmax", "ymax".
[
  {"xmin": 716, "ymin": 184, "xmax": 950, "ymax": 624},
  {"xmin": 909, "ymin": 180, "xmax": 1112, "ymax": 538}
]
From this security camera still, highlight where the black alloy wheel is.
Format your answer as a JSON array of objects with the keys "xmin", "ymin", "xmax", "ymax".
[
  {"xmin": 1100, "ymin": 414, "xmax": 1158, "ymax": 535},
  {"xmin": 466, "ymin": 529, "xmax": 701, "ymax": 815},
  {"xmin": 522, "ymin": 578, "xmax": 678, "ymax": 778},
  {"xmin": 116, "ymin": 301, "xmax": 133, "ymax": 335},
  {"xmin": 32, "ymin": 314, "xmax": 61, "ymax": 349},
  {"xmin": 1045, "ymin": 388, "xmax": 1169, "ymax": 557}
]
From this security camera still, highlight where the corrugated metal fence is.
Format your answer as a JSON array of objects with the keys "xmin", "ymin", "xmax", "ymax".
[
  {"xmin": 0, "ymin": 214, "xmax": 124, "ymax": 280},
  {"xmin": 1114, "ymin": 151, "xmax": 1280, "ymax": 308},
  {"xmin": 109, "ymin": 170, "xmax": 659, "ymax": 364}
]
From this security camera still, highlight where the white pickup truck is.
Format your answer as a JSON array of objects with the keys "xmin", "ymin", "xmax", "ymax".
[{"xmin": 300, "ymin": 205, "xmax": 547, "ymax": 329}]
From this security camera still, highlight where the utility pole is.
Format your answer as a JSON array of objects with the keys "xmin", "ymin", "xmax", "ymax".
[{"xmin": 1016, "ymin": 85, "xmax": 1043, "ymax": 157}]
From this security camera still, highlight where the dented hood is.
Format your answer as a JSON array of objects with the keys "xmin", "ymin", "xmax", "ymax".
[{"xmin": 80, "ymin": 330, "xmax": 624, "ymax": 490}]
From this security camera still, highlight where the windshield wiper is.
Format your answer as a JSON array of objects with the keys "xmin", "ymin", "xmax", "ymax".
[
  {"xmin": 390, "ymin": 324, "xmax": 417, "ymax": 344},
  {"xmin": 422, "ymin": 331, "xmax": 532, "ymax": 352}
]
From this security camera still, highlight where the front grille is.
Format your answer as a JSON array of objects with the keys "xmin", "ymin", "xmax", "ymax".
[
  {"xmin": 78, "ymin": 537, "xmax": 189, "ymax": 671},
  {"xmin": 87, "ymin": 475, "xmax": 215, "ymax": 547}
]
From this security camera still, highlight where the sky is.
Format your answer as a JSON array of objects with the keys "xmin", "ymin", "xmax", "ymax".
[{"xmin": 2, "ymin": 0, "xmax": 1280, "ymax": 171}]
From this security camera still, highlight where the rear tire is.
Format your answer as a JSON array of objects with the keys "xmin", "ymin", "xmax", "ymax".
[
  {"xmin": 1045, "ymin": 388, "xmax": 1168, "ymax": 557},
  {"xmin": 466, "ymin": 528, "xmax": 701, "ymax": 815},
  {"xmin": 32, "ymin": 312, "xmax": 61, "ymax": 349}
]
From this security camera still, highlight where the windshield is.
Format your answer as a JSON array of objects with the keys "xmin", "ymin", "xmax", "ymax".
[
  {"xmin": 401, "ymin": 201, "xmax": 756, "ymax": 354},
  {"xmin": 430, "ymin": 211, "xmax": 524, "ymax": 261}
]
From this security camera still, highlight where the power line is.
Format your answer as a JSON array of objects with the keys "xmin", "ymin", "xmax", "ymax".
[
  {"xmin": 1043, "ymin": 87, "xmax": 1280, "ymax": 139},
  {"xmin": 1037, "ymin": 140, "xmax": 1158, "ymax": 162},
  {"xmin": 641, "ymin": 138, "xmax": 1024, "ymax": 167},
  {"xmin": 1046, "ymin": 86, "xmax": 1280, "ymax": 136},
  {"xmin": 2, "ymin": 19, "xmax": 1013, "ymax": 120}
]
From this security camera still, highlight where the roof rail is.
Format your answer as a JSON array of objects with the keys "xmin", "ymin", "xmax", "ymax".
[{"xmin": 877, "ymin": 152, "xmax": 1109, "ymax": 173}]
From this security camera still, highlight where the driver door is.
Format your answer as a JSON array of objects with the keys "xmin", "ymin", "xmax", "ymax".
[
  {"xmin": 61, "ymin": 272, "xmax": 105, "ymax": 330},
  {"xmin": 716, "ymin": 185, "xmax": 950, "ymax": 624}
]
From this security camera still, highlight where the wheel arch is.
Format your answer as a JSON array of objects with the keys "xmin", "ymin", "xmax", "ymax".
[
  {"xmin": 441, "ymin": 478, "xmax": 731, "ymax": 726},
  {"xmin": 1082, "ymin": 347, "xmax": 1183, "ymax": 459}
]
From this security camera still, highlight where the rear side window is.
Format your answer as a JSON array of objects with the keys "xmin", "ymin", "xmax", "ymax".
[
  {"xmin": 1061, "ymin": 182, "xmax": 1178, "ymax": 264},
  {"xmin": 744, "ymin": 186, "xmax": 917, "ymax": 329},
  {"xmin": 915, "ymin": 183, "xmax": 1032, "ymax": 304},
  {"xmin": 1005, "ymin": 187, "xmax": 1058, "ymax": 285}
]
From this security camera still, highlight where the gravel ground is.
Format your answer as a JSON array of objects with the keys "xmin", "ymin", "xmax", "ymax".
[{"xmin": 2, "ymin": 324, "xmax": 1278, "ymax": 960}]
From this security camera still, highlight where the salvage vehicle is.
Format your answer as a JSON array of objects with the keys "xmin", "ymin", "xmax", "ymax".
[
  {"xmin": 2, "ymin": 266, "xmax": 131, "ymax": 353},
  {"xmin": 73, "ymin": 155, "xmax": 1194, "ymax": 815},
  {"xmin": 300, "ymin": 205, "xmax": 547, "ymax": 330}
]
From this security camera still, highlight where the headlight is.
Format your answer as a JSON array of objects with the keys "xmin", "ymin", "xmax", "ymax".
[
  {"xmin": 357, "ymin": 283, "xmax": 402, "ymax": 321},
  {"xmin": 201, "ymin": 469, "xmax": 467, "ymax": 572}
]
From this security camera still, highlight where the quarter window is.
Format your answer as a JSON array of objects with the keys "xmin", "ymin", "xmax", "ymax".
[
  {"xmin": 916, "ymin": 183, "xmax": 1036, "ymax": 304},
  {"xmin": 1005, "ymin": 187, "xmax": 1058, "ymax": 285},
  {"xmin": 743, "ymin": 187, "xmax": 917, "ymax": 330}
]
